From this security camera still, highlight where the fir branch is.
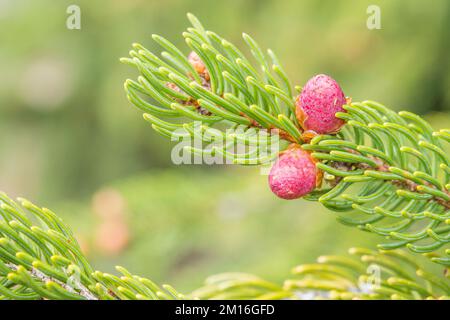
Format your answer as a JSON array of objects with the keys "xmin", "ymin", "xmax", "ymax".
[
  {"xmin": 121, "ymin": 14, "xmax": 449, "ymax": 262},
  {"xmin": 303, "ymin": 101, "xmax": 450, "ymax": 261},
  {"xmin": 0, "ymin": 192, "xmax": 183, "ymax": 300}
]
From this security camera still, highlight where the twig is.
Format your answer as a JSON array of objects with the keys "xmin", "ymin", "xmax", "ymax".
[{"xmin": 7, "ymin": 263, "xmax": 98, "ymax": 300}]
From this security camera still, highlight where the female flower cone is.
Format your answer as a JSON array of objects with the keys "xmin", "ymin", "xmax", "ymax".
[
  {"xmin": 269, "ymin": 146, "xmax": 320, "ymax": 200},
  {"xmin": 296, "ymin": 74, "xmax": 346, "ymax": 134}
]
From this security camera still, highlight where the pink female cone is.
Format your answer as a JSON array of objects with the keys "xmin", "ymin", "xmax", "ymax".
[
  {"xmin": 296, "ymin": 74, "xmax": 346, "ymax": 134},
  {"xmin": 269, "ymin": 146, "xmax": 319, "ymax": 200}
]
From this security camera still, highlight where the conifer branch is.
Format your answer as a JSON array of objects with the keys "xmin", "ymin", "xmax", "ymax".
[
  {"xmin": 0, "ymin": 192, "xmax": 183, "ymax": 300},
  {"xmin": 121, "ymin": 14, "xmax": 449, "ymax": 263}
]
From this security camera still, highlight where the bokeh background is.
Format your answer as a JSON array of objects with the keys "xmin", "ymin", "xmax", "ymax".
[{"xmin": 0, "ymin": 0, "xmax": 449, "ymax": 291}]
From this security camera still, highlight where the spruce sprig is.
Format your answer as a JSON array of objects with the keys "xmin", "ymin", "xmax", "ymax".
[
  {"xmin": 121, "ymin": 14, "xmax": 449, "ymax": 263},
  {"xmin": 0, "ymin": 192, "xmax": 183, "ymax": 300},
  {"xmin": 303, "ymin": 101, "xmax": 450, "ymax": 264}
]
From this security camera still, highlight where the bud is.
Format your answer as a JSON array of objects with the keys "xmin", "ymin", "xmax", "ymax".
[
  {"xmin": 268, "ymin": 145, "xmax": 320, "ymax": 200},
  {"xmin": 295, "ymin": 74, "xmax": 346, "ymax": 135},
  {"xmin": 188, "ymin": 51, "xmax": 210, "ymax": 81}
]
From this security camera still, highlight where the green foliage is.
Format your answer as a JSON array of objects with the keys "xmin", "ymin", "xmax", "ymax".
[
  {"xmin": 193, "ymin": 247, "xmax": 450, "ymax": 300},
  {"xmin": 0, "ymin": 192, "xmax": 183, "ymax": 300},
  {"xmin": 1, "ymin": 6, "xmax": 448, "ymax": 301},
  {"xmin": 303, "ymin": 102, "xmax": 450, "ymax": 264},
  {"xmin": 121, "ymin": 18, "xmax": 298, "ymax": 164},
  {"xmin": 0, "ymin": 192, "xmax": 448, "ymax": 300},
  {"xmin": 122, "ymin": 14, "xmax": 449, "ymax": 263}
]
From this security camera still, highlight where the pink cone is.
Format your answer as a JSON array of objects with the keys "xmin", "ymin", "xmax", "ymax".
[
  {"xmin": 269, "ymin": 146, "xmax": 319, "ymax": 200},
  {"xmin": 296, "ymin": 74, "xmax": 346, "ymax": 134}
]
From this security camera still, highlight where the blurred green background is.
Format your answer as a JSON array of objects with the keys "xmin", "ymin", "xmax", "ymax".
[{"xmin": 0, "ymin": 0, "xmax": 449, "ymax": 291}]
